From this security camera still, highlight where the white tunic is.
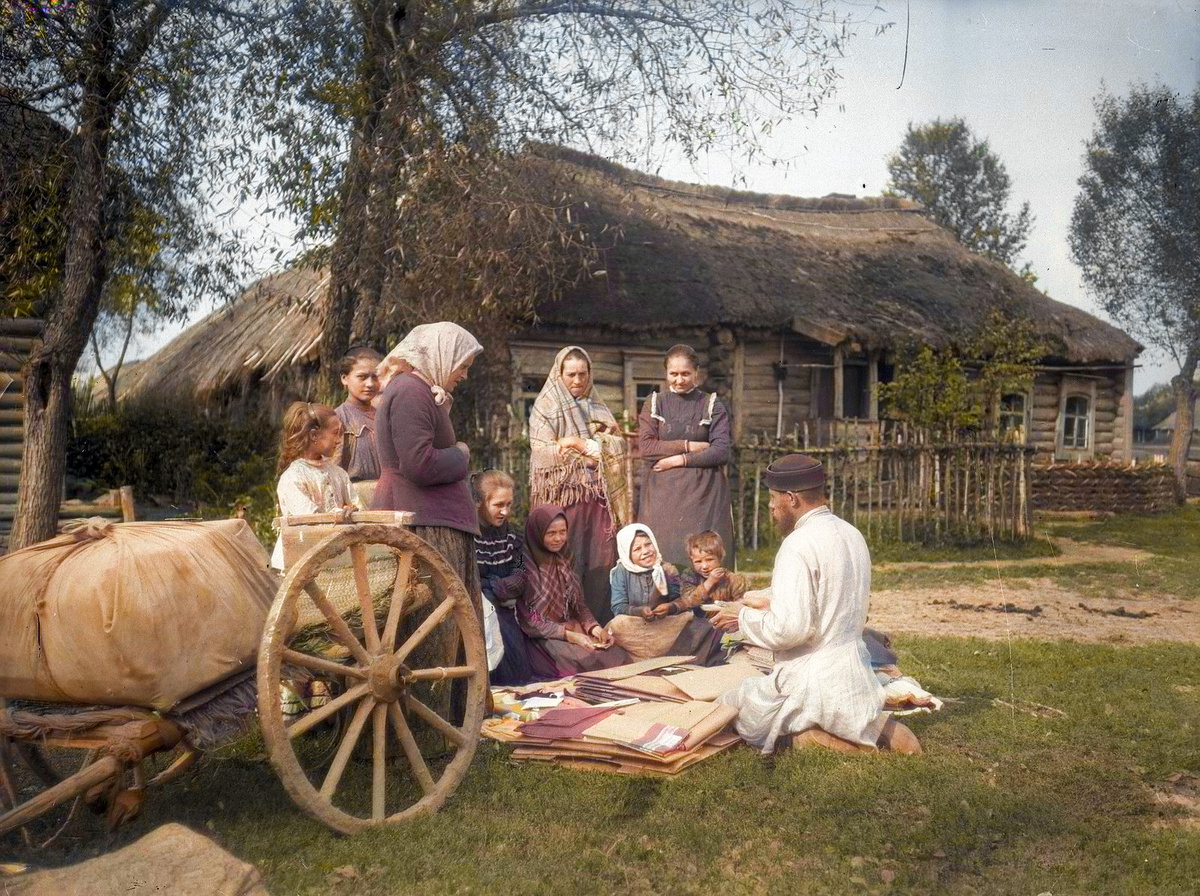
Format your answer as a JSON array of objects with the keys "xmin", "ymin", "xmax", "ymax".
[{"xmin": 720, "ymin": 506, "xmax": 885, "ymax": 752}]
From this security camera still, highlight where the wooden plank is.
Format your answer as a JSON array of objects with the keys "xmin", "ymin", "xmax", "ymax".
[{"xmin": 0, "ymin": 444, "xmax": 23, "ymax": 459}]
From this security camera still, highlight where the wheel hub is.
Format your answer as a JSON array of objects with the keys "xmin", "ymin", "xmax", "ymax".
[{"xmin": 367, "ymin": 654, "xmax": 410, "ymax": 703}]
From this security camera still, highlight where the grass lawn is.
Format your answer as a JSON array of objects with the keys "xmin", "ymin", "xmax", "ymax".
[{"xmin": 20, "ymin": 636, "xmax": 1199, "ymax": 895}]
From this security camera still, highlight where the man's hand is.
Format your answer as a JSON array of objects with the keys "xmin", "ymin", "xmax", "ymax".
[
  {"xmin": 710, "ymin": 606, "xmax": 740, "ymax": 633},
  {"xmin": 741, "ymin": 591, "xmax": 771, "ymax": 610}
]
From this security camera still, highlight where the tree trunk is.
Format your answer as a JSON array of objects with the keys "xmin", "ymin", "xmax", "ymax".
[
  {"xmin": 10, "ymin": 9, "xmax": 117, "ymax": 550},
  {"xmin": 1169, "ymin": 354, "xmax": 1198, "ymax": 500},
  {"xmin": 319, "ymin": 1, "xmax": 407, "ymax": 398}
]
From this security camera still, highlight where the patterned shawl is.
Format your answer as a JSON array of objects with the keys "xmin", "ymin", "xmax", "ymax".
[
  {"xmin": 528, "ymin": 346, "xmax": 630, "ymax": 526},
  {"xmin": 522, "ymin": 504, "xmax": 585, "ymax": 625}
]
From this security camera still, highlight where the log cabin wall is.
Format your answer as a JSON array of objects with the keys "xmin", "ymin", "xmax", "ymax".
[
  {"xmin": 1026, "ymin": 366, "xmax": 1132, "ymax": 462},
  {"xmin": 511, "ymin": 327, "xmax": 871, "ymax": 440},
  {"xmin": 0, "ymin": 318, "xmax": 43, "ymax": 551}
]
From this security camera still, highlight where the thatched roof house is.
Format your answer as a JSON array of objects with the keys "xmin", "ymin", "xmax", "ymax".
[
  {"xmin": 119, "ymin": 266, "xmax": 326, "ymax": 411},
  {"xmin": 128, "ymin": 147, "xmax": 1141, "ymax": 460}
]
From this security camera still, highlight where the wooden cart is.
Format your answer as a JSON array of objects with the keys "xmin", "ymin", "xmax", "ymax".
[{"xmin": 0, "ymin": 513, "xmax": 489, "ymax": 840}]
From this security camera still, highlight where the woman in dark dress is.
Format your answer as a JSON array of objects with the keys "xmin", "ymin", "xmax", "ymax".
[
  {"xmin": 636, "ymin": 344, "xmax": 734, "ymax": 570},
  {"xmin": 372, "ymin": 322, "xmax": 483, "ymax": 604},
  {"xmin": 515, "ymin": 504, "xmax": 632, "ymax": 679}
]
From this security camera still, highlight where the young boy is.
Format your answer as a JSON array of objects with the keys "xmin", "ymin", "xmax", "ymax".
[{"xmin": 655, "ymin": 530, "xmax": 749, "ymax": 618}]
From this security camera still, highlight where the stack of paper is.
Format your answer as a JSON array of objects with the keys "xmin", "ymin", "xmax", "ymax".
[{"xmin": 509, "ymin": 698, "xmax": 741, "ymax": 776}]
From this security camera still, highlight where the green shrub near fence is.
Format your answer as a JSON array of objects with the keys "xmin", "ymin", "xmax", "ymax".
[{"xmin": 68, "ymin": 396, "xmax": 279, "ymax": 544}]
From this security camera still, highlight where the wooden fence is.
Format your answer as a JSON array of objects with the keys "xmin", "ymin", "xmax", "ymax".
[
  {"xmin": 479, "ymin": 420, "xmax": 1033, "ymax": 548},
  {"xmin": 732, "ymin": 422, "xmax": 1033, "ymax": 550}
]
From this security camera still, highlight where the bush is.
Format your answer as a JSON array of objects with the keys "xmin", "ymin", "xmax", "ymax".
[{"xmin": 68, "ymin": 397, "xmax": 279, "ymax": 545}]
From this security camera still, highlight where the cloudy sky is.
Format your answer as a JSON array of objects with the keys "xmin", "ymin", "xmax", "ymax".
[
  {"xmin": 647, "ymin": 0, "xmax": 1200, "ymax": 392},
  {"xmin": 132, "ymin": 0, "xmax": 1199, "ymax": 393}
]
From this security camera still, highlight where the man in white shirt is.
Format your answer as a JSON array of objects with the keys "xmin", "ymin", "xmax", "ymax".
[{"xmin": 713, "ymin": 454, "xmax": 920, "ymax": 754}]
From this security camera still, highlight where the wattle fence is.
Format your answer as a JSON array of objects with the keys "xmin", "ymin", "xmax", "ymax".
[{"xmin": 480, "ymin": 420, "xmax": 1033, "ymax": 549}]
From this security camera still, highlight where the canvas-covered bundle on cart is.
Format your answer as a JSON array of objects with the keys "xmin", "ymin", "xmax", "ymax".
[{"xmin": 0, "ymin": 518, "xmax": 276, "ymax": 711}]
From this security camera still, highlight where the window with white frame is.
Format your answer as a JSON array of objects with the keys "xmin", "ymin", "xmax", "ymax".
[
  {"xmin": 998, "ymin": 393, "xmax": 1027, "ymax": 442},
  {"xmin": 1061, "ymin": 394, "xmax": 1090, "ymax": 450}
]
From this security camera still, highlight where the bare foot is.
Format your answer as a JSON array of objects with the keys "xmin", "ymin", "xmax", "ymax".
[
  {"xmin": 877, "ymin": 718, "xmax": 923, "ymax": 755},
  {"xmin": 791, "ymin": 728, "xmax": 875, "ymax": 754}
]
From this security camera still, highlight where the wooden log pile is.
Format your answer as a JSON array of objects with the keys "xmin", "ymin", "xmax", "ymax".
[{"xmin": 1029, "ymin": 461, "xmax": 1178, "ymax": 514}]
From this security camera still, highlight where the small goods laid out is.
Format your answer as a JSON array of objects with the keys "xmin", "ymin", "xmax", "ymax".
[{"xmin": 483, "ymin": 650, "xmax": 942, "ymax": 776}]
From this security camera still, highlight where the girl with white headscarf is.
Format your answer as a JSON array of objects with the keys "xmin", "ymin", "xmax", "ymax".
[
  {"xmin": 373, "ymin": 322, "xmax": 484, "ymax": 606},
  {"xmin": 605, "ymin": 523, "xmax": 724, "ymax": 664}
]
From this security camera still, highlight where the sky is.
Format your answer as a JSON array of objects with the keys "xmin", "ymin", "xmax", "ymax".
[
  {"xmin": 645, "ymin": 0, "xmax": 1200, "ymax": 393},
  {"xmin": 128, "ymin": 0, "xmax": 1200, "ymax": 394}
]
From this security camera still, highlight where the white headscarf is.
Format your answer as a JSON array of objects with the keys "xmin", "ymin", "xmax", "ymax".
[
  {"xmin": 380, "ymin": 322, "xmax": 483, "ymax": 405},
  {"xmin": 615, "ymin": 523, "xmax": 669, "ymax": 596}
]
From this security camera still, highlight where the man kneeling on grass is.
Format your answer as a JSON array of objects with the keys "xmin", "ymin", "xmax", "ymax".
[{"xmin": 711, "ymin": 454, "xmax": 920, "ymax": 755}]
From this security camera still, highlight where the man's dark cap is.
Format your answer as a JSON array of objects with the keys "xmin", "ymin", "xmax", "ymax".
[{"xmin": 763, "ymin": 454, "xmax": 825, "ymax": 492}]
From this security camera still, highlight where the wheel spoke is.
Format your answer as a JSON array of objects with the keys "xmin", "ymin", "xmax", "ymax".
[
  {"xmin": 381, "ymin": 550, "xmax": 414, "ymax": 652},
  {"xmin": 393, "ymin": 597, "xmax": 456, "ymax": 666},
  {"xmin": 286, "ymin": 682, "xmax": 370, "ymax": 740},
  {"xmin": 372, "ymin": 703, "xmax": 387, "ymax": 821},
  {"xmin": 282, "ymin": 648, "xmax": 367, "ymax": 681},
  {"xmin": 350, "ymin": 545, "xmax": 381, "ymax": 655},
  {"xmin": 302, "ymin": 580, "xmax": 372, "ymax": 666},
  {"xmin": 386, "ymin": 703, "xmax": 435, "ymax": 795},
  {"xmin": 319, "ymin": 697, "xmax": 374, "ymax": 801},
  {"xmin": 407, "ymin": 665, "xmax": 479, "ymax": 682},
  {"xmin": 403, "ymin": 694, "xmax": 466, "ymax": 747}
]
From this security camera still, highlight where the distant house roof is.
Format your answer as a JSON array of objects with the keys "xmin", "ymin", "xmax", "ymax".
[
  {"xmin": 1151, "ymin": 400, "xmax": 1200, "ymax": 433},
  {"xmin": 120, "ymin": 266, "xmax": 325, "ymax": 404},
  {"xmin": 526, "ymin": 146, "xmax": 1142, "ymax": 364}
]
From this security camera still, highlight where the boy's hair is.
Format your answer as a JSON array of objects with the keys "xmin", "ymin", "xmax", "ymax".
[
  {"xmin": 471, "ymin": 469, "xmax": 515, "ymax": 504},
  {"xmin": 339, "ymin": 345, "xmax": 383, "ymax": 377},
  {"xmin": 685, "ymin": 530, "xmax": 726, "ymax": 561},
  {"xmin": 278, "ymin": 401, "xmax": 337, "ymax": 473}
]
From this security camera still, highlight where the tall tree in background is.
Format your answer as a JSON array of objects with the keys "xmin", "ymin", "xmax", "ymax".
[
  {"xmin": 1, "ymin": 3, "xmax": 258, "ymax": 547},
  {"xmin": 886, "ymin": 117, "xmax": 1033, "ymax": 269},
  {"xmin": 249, "ymin": 1, "xmax": 876, "ymax": 395},
  {"xmin": 1070, "ymin": 83, "xmax": 1200, "ymax": 496}
]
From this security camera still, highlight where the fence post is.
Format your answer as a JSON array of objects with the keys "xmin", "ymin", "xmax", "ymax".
[{"xmin": 751, "ymin": 463, "xmax": 761, "ymax": 552}]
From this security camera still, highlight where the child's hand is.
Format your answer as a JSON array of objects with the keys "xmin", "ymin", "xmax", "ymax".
[
  {"xmin": 649, "ymin": 603, "xmax": 673, "ymax": 618},
  {"xmin": 590, "ymin": 626, "xmax": 614, "ymax": 648},
  {"xmin": 705, "ymin": 567, "xmax": 728, "ymax": 585}
]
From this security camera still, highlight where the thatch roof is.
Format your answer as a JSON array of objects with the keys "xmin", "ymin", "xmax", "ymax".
[
  {"xmin": 127, "ymin": 147, "xmax": 1141, "ymax": 404},
  {"xmin": 119, "ymin": 266, "xmax": 325, "ymax": 404},
  {"xmin": 526, "ymin": 146, "xmax": 1141, "ymax": 364}
]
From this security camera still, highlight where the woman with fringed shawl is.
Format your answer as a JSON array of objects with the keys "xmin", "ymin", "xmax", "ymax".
[
  {"xmin": 528, "ymin": 346, "xmax": 630, "ymax": 625},
  {"xmin": 373, "ymin": 322, "xmax": 484, "ymax": 607},
  {"xmin": 515, "ymin": 504, "xmax": 632, "ymax": 678}
]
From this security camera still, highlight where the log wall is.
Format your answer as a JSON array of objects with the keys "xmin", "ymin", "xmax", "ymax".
[
  {"xmin": 0, "ymin": 318, "xmax": 43, "ymax": 551},
  {"xmin": 1027, "ymin": 367, "xmax": 1132, "ymax": 463}
]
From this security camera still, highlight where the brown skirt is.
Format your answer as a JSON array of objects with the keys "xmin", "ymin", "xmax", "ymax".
[
  {"xmin": 562, "ymin": 498, "xmax": 617, "ymax": 626},
  {"xmin": 526, "ymin": 638, "xmax": 632, "ymax": 680}
]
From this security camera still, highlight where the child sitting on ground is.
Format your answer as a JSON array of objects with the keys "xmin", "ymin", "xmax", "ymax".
[
  {"xmin": 472, "ymin": 469, "xmax": 533, "ymax": 685},
  {"xmin": 271, "ymin": 401, "xmax": 363, "ymax": 570},
  {"xmin": 607, "ymin": 524, "xmax": 723, "ymax": 664},
  {"xmin": 334, "ymin": 345, "xmax": 383, "ymax": 507},
  {"xmin": 674, "ymin": 529, "xmax": 750, "ymax": 615}
]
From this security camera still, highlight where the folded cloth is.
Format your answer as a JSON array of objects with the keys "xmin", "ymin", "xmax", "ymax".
[{"xmin": 519, "ymin": 705, "xmax": 617, "ymax": 740}]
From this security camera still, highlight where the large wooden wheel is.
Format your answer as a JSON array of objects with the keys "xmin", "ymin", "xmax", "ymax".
[{"xmin": 257, "ymin": 523, "xmax": 488, "ymax": 835}]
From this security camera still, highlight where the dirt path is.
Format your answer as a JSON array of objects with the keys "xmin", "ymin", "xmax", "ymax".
[{"xmin": 867, "ymin": 539, "xmax": 1196, "ymax": 645}]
